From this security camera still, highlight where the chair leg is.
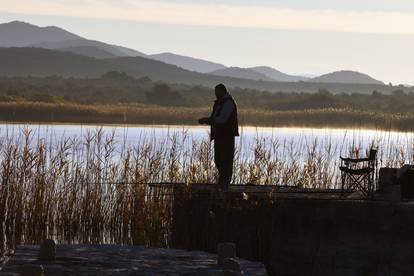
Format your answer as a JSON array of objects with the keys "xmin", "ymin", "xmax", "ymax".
[
  {"xmin": 343, "ymin": 173, "xmax": 373, "ymax": 199},
  {"xmin": 340, "ymin": 172, "xmax": 347, "ymax": 198}
]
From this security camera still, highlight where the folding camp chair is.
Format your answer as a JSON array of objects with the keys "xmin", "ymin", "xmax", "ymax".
[{"xmin": 339, "ymin": 149, "xmax": 377, "ymax": 198}]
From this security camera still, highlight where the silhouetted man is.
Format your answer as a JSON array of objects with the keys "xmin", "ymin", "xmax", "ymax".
[{"xmin": 199, "ymin": 84, "xmax": 239, "ymax": 190}]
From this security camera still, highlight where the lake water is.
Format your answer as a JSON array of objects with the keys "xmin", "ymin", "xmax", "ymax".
[{"xmin": 0, "ymin": 123, "xmax": 412, "ymax": 166}]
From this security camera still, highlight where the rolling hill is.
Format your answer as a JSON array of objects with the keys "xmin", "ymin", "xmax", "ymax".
[
  {"xmin": 209, "ymin": 67, "xmax": 273, "ymax": 81},
  {"xmin": 249, "ymin": 66, "xmax": 309, "ymax": 82},
  {"xmin": 310, "ymin": 70, "xmax": 384, "ymax": 85},
  {"xmin": 0, "ymin": 47, "xmax": 400, "ymax": 95},
  {"xmin": 149, "ymin": 52, "xmax": 226, "ymax": 73},
  {"xmin": 0, "ymin": 47, "xmax": 112, "ymax": 77},
  {"xmin": 32, "ymin": 38, "xmax": 146, "ymax": 58},
  {"xmin": 0, "ymin": 21, "xmax": 387, "ymax": 87},
  {"xmin": 0, "ymin": 47, "xmax": 225, "ymax": 83},
  {"xmin": 56, "ymin": 46, "xmax": 116, "ymax": 59},
  {"xmin": 0, "ymin": 21, "xmax": 81, "ymax": 47},
  {"xmin": 0, "ymin": 21, "xmax": 146, "ymax": 58}
]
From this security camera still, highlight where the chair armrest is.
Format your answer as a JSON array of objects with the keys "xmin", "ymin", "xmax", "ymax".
[{"xmin": 340, "ymin": 157, "xmax": 370, "ymax": 163}]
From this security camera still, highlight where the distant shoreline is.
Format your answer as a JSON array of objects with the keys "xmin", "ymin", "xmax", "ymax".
[
  {"xmin": 0, "ymin": 102, "xmax": 413, "ymax": 132},
  {"xmin": 0, "ymin": 121, "xmax": 411, "ymax": 135},
  {"xmin": 0, "ymin": 120, "xmax": 406, "ymax": 133}
]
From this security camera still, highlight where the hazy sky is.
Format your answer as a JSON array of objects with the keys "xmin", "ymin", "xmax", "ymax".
[{"xmin": 1, "ymin": 0, "xmax": 413, "ymax": 84}]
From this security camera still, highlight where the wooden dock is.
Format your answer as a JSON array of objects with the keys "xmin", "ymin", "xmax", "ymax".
[{"xmin": 171, "ymin": 183, "xmax": 414, "ymax": 275}]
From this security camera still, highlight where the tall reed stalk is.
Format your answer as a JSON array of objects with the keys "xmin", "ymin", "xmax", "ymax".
[{"xmin": 0, "ymin": 127, "xmax": 412, "ymax": 256}]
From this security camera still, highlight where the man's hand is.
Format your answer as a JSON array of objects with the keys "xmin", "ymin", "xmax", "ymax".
[{"xmin": 198, "ymin": 117, "xmax": 211, "ymax": 125}]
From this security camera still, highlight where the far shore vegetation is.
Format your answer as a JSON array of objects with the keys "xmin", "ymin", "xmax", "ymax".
[
  {"xmin": 0, "ymin": 73, "xmax": 413, "ymax": 130},
  {"xmin": 2, "ymin": 102, "xmax": 414, "ymax": 131}
]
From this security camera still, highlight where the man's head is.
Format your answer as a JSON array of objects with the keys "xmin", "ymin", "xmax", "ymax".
[{"xmin": 215, "ymin": 84, "xmax": 228, "ymax": 100}]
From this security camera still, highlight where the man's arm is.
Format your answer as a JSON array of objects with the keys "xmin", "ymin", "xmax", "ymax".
[
  {"xmin": 198, "ymin": 117, "xmax": 213, "ymax": 125},
  {"xmin": 213, "ymin": 101, "xmax": 235, "ymax": 124}
]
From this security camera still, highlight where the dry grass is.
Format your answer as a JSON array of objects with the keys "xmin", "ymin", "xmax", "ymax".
[
  {"xmin": 2, "ymin": 102, "xmax": 414, "ymax": 131},
  {"xmin": 0, "ymin": 127, "xmax": 412, "ymax": 256}
]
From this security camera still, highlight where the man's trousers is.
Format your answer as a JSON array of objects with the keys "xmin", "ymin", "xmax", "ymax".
[{"xmin": 214, "ymin": 136, "xmax": 235, "ymax": 189}]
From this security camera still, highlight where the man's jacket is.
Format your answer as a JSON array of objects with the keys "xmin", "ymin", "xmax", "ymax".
[{"xmin": 209, "ymin": 93, "xmax": 239, "ymax": 140}]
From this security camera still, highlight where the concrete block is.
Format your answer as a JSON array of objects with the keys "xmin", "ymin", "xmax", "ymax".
[
  {"xmin": 21, "ymin": 264, "xmax": 44, "ymax": 276},
  {"xmin": 397, "ymin": 165, "xmax": 414, "ymax": 179},
  {"xmin": 401, "ymin": 169, "xmax": 414, "ymax": 200},
  {"xmin": 217, "ymin": 243, "xmax": 236, "ymax": 267},
  {"xmin": 223, "ymin": 257, "xmax": 241, "ymax": 272},
  {"xmin": 378, "ymin": 168, "xmax": 398, "ymax": 191},
  {"xmin": 39, "ymin": 239, "xmax": 56, "ymax": 261},
  {"xmin": 376, "ymin": 185, "xmax": 401, "ymax": 202}
]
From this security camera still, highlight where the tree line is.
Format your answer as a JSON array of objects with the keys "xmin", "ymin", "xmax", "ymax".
[{"xmin": 0, "ymin": 72, "xmax": 413, "ymax": 114}]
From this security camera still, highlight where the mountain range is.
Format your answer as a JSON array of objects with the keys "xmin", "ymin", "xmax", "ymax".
[
  {"xmin": 0, "ymin": 20, "xmax": 385, "ymax": 87},
  {"xmin": 32, "ymin": 39, "xmax": 146, "ymax": 58},
  {"xmin": 149, "ymin": 52, "xmax": 226, "ymax": 73},
  {"xmin": 210, "ymin": 66, "xmax": 310, "ymax": 82}
]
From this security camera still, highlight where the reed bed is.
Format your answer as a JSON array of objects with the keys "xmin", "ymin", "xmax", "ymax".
[
  {"xmin": 2, "ymin": 102, "xmax": 414, "ymax": 131},
  {"xmin": 0, "ymin": 127, "xmax": 413, "ymax": 256}
]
